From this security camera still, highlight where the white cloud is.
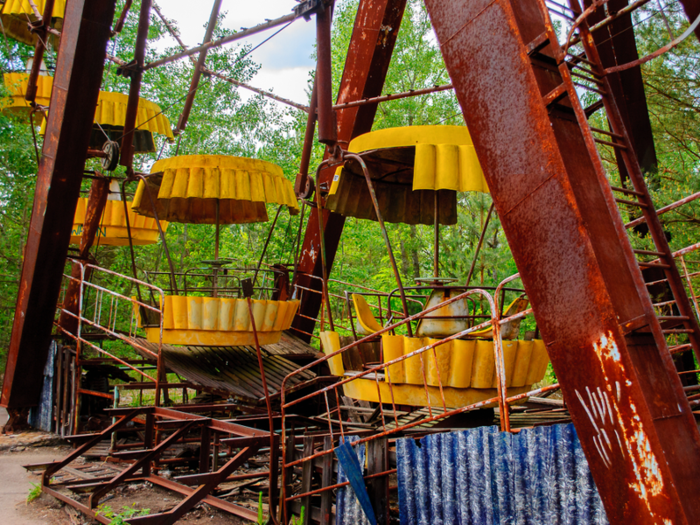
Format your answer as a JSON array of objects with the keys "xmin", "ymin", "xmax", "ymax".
[{"xmin": 154, "ymin": 1, "xmax": 315, "ymax": 108}]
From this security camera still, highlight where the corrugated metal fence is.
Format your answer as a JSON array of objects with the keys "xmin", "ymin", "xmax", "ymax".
[{"xmin": 396, "ymin": 424, "xmax": 608, "ymax": 525}]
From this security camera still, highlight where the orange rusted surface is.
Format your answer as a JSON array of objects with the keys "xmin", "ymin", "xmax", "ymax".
[
  {"xmin": 424, "ymin": 0, "xmax": 700, "ymax": 522},
  {"xmin": 291, "ymin": 0, "xmax": 408, "ymax": 340}
]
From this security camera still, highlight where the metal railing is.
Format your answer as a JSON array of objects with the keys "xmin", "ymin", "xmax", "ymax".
[
  {"xmin": 278, "ymin": 273, "xmax": 557, "ymax": 523},
  {"xmin": 55, "ymin": 261, "xmax": 167, "ymax": 415}
]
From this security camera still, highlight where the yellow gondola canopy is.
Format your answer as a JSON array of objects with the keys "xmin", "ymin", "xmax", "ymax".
[
  {"xmin": 0, "ymin": 0, "xmax": 65, "ymax": 46},
  {"xmin": 88, "ymin": 91, "xmax": 174, "ymax": 153},
  {"xmin": 131, "ymin": 155, "xmax": 300, "ymax": 225},
  {"xmin": 10, "ymin": 74, "xmax": 175, "ymax": 153},
  {"xmin": 1, "ymin": 71, "xmax": 52, "ymax": 117},
  {"xmin": 326, "ymin": 125, "xmax": 489, "ymax": 225},
  {"xmin": 71, "ymin": 198, "xmax": 168, "ymax": 247}
]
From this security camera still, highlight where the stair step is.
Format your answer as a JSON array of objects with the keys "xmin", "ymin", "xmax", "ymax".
[
  {"xmin": 526, "ymin": 31, "xmax": 550, "ymax": 55},
  {"xmin": 543, "ymin": 83, "xmax": 567, "ymax": 106},
  {"xmin": 610, "ymin": 185, "xmax": 643, "ymax": 196},
  {"xmin": 638, "ymin": 261, "xmax": 670, "ymax": 269},
  {"xmin": 670, "ymin": 343, "xmax": 693, "ymax": 354},
  {"xmin": 615, "ymin": 197, "xmax": 646, "ymax": 207},
  {"xmin": 597, "ymin": 137, "xmax": 628, "ymax": 149},
  {"xmin": 653, "ymin": 299, "xmax": 677, "ymax": 307},
  {"xmin": 591, "ymin": 128, "xmax": 624, "ymax": 140}
]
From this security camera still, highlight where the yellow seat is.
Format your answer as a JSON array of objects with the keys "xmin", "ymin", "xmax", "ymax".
[
  {"xmin": 321, "ymin": 330, "xmax": 551, "ymax": 409},
  {"xmin": 352, "ymin": 294, "xmax": 383, "ymax": 335},
  {"xmin": 139, "ymin": 295, "xmax": 299, "ymax": 346}
]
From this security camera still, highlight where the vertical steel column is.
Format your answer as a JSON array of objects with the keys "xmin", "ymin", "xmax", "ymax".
[
  {"xmin": 679, "ymin": 0, "xmax": 700, "ymax": 41},
  {"xmin": 423, "ymin": 1, "xmax": 700, "ymax": 522},
  {"xmin": 1, "ymin": 0, "xmax": 117, "ymax": 411},
  {"xmin": 583, "ymin": 0, "xmax": 658, "ymax": 180},
  {"xmin": 291, "ymin": 0, "xmax": 407, "ymax": 340}
]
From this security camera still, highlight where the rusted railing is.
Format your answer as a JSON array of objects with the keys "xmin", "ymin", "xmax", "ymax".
[
  {"xmin": 55, "ymin": 261, "xmax": 166, "ymax": 431},
  {"xmin": 278, "ymin": 273, "xmax": 553, "ymax": 523}
]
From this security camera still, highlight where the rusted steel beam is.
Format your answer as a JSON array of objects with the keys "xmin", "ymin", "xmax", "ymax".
[
  {"xmin": 57, "ymin": 176, "xmax": 110, "ymax": 335},
  {"xmin": 291, "ymin": 0, "xmax": 408, "ymax": 341},
  {"xmin": 316, "ymin": 2, "xmax": 337, "ymax": 145},
  {"xmin": 144, "ymin": 12, "xmax": 297, "ymax": 70},
  {"xmin": 583, "ymin": 0, "xmax": 657, "ymax": 181},
  {"xmin": 175, "ymin": 0, "xmax": 222, "ymax": 134},
  {"xmin": 24, "ymin": 0, "xmax": 56, "ymax": 103},
  {"xmin": 119, "ymin": 0, "xmax": 151, "ymax": 170},
  {"xmin": 679, "ymin": 0, "xmax": 700, "ymax": 41},
  {"xmin": 0, "ymin": 0, "xmax": 116, "ymax": 411},
  {"xmin": 423, "ymin": 1, "xmax": 700, "ymax": 522},
  {"xmin": 331, "ymin": 83, "xmax": 453, "ymax": 110}
]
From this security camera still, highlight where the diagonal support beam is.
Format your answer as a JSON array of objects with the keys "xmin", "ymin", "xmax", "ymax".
[
  {"xmin": 129, "ymin": 445, "xmax": 261, "ymax": 525},
  {"xmin": 1, "ymin": 0, "xmax": 117, "ymax": 411},
  {"xmin": 174, "ymin": 0, "xmax": 222, "ymax": 134},
  {"xmin": 291, "ymin": 0, "xmax": 408, "ymax": 340},
  {"xmin": 423, "ymin": 0, "xmax": 700, "ymax": 522}
]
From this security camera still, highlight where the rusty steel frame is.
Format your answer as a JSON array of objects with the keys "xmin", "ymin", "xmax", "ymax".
[
  {"xmin": 55, "ymin": 261, "xmax": 166, "ymax": 433},
  {"xmin": 279, "ymin": 277, "xmax": 555, "ymax": 523},
  {"xmin": 1, "ymin": 0, "xmax": 117, "ymax": 412},
  {"xmin": 423, "ymin": 0, "xmax": 700, "ymax": 523},
  {"xmin": 174, "ymin": 0, "xmax": 222, "ymax": 134},
  {"xmin": 119, "ymin": 0, "xmax": 151, "ymax": 170},
  {"xmin": 291, "ymin": 0, "xmax": 408, "ymax": 341},
  {"xmin": 57, "ymin": 176, "xmax": 110, "ymax": 336},
  {"xmin": 583, "ymin": 0, "xmax": 658, "ymax": 184},
  {"xmin": 34, "ymin": 406, "xmax": 271, "ymax": 524},
  {"xmin": 679, "ymin": 0, "xmax": 700, "ymax": 41}
]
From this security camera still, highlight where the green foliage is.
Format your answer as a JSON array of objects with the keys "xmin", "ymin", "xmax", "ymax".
[
  {"xmin": 258, "ymin": 491, "xmax": 265, "ymax": 524},
  {"xmin": 96, "ymin": 503, "xmax": 150, "ymax": 525},
  {"xmin": 26, "ymin": 482, "xmax": 42, "ymax": 503},
  {"xmin": 289, "ymin": 506, "xmax": 306, "ymax": 525}
]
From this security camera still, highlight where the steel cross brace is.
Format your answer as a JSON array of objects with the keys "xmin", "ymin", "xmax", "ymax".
[{"xmin": 423, "ymin": 0, "xmax": 700, "ymax": 522}]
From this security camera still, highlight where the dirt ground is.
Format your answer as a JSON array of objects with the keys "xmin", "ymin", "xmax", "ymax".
[{"xmin": 0, "ymin": 409, "xmax": 251, "ymax": 524}]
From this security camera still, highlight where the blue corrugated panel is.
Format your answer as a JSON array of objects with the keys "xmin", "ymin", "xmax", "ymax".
[
  {"xmin": 29, "ymin": 341, "xmax": 56, "ymax": 432},
  {"xmin": 396, "ymin": 424, "xmax": 609, "ymax": 525},
  {"xmin": 336, "ymin": 436, "xmax": 371, "ymax": 525}
]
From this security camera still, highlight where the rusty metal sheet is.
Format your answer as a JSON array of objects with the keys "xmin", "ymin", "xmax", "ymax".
[
  {"xmin": 423, "ymin": 0, "xmax": 700, "ymax": 522},
  {"xmin": 264, "ymin": 331, "xmax": 320, "ymax": 356},
  {"xmin": 128, "ymin": 338, "xmax": 316, "ymax": 403},
  {"xmin": 292, "ymin": 0, "xmax": 408, "ymax": 341},
  {"xmin": 1, "ymin": 0, "xmax": 117, "ymax": 410}
]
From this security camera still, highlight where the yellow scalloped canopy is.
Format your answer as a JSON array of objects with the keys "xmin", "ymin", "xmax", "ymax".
[
  {"xmin": 1, "ymin": 73, "xmax": 52, "ymax": 114},
  {"xmin": 326, "ymin": 126, "xmax": 488, "ymax": 226},
  {"xmin": 95, "ymin": 91, "xmax": 174, "ymax": 140},
  {"xmin": 0, "ymin": 0, "xmax": 65, "ymax": 45},
  {"xmin": 331, "ymin": 125, "xmax": 488, "ymax": 194},
  {"xmin": 71, "ymin": 198, "xmax": 168, "ymax": 247},
  {"xmin": 131, "ymin": 155, "xmax": 299, "ymax": 225},
  {"xmin": 21, "ymin": 79, "xmax": 174, "ymax": 141}
]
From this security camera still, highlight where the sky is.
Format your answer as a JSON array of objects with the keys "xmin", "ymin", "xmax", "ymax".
[{"xmin": 154, "ymin": 1, "xmax": 317, "ymax": 108}]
